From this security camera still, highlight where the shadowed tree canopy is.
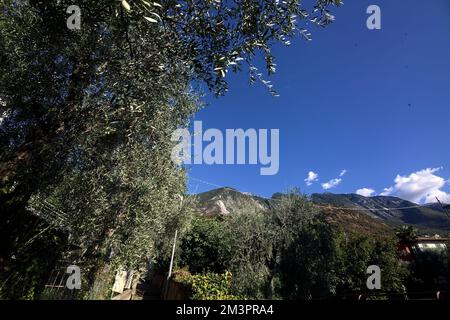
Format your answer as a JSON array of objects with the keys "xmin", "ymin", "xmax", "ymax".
[
  {"xmin": 0, "ymin": 0, "xmax": 340, "ymax": 297},
  {"xmin": 0, "ymin": 0, "xmax": 341, "ymax": 208}
]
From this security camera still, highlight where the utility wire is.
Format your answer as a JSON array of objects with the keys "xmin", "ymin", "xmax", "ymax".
[
  {"xmin": 189, "ymin": 177, "xmax": 228, "ymax": 189},
  {"xmin": 189, "ymin": 176, "xmax": 427, "ymax": 212},
  {"xmin": 313, "ymin": 204, "xmax": 423, "ymax": 212}
]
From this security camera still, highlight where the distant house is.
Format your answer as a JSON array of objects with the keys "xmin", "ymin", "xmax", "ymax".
[
  {"xmin": 398, "ymin": 235, "xmax": 450, "ymax": 261},
  {"xmin": 413, "ymin": 236, "xmax": 449, "ymax": 253}
]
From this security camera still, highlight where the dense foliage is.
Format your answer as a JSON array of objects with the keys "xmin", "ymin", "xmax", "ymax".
[
  {"xmin": 332, "ymin": 234, "xmax": 408, "ymax": 298},
  {"xmin": 180, "ymin": 216, "xmax": 230, "ymax": 274},
  {"xmin": 175, "ymin": 270, "xmax": 242, "ymax": 300},
  {"xmin": 407, "ymin": 249, "xmax": 450, "ymax": 295},
  {"xmin": 180, "ymin": 191, "xmax": 409, "ymax": 300},
  {"xmin": 0, "ymin": 0, "xmax": 341, "ymax": 299}
]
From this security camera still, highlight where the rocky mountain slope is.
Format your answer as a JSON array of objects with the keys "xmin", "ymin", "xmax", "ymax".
[
  {"xmin": 194, "ymin": 188, "xmax": 450, "ymax": 235},
  {"xmin": 194, "ymin": 187, "xmax": 270, "ymax": 216},
  {"xmin": 310, "ymin": 193, "xmax": 450, "ymax": 232}
]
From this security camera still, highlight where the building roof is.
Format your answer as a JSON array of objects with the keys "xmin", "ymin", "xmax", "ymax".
[{"xmin": 416, "ymin": 236, "xmax": 450, "ymax": 243}]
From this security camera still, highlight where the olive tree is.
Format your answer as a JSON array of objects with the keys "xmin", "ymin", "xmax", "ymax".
[{"xmin": 0, "ymin": 0, "xmax": 341, "ymax": 298}]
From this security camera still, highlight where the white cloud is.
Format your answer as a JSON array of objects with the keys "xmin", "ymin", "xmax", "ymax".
[
  {"xmin": 321, "ymin": 170, "xmax": 346, "ymax": 190},
  {"xmin": 322, "ymin": 178, "xmax": 342, "ymax": 190},
  {"xmin": 380, "ymin": 187, "xmax": 393, "ymax": 196},
  {"xmin": 429, "ymin": 189, "xmax": 450, "ymax": 204},
  {"xmin": 304, "ymin": 171, "xmax": 319, "ymax": 186},
  {"xmin": 356, "ymin": 188, "xmax": 376, "ymax": 197},
  {"xmin": 321, "ymin": 169, "xmax": 346, "ymax": 190},
  {"xmin": 381, "ymin": 167, "xmax": 450, "ymax": 203}
]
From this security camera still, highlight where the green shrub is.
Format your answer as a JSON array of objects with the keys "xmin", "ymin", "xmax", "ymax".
[
  {"xmin": 175, "ymin": 271, "xmax": 244, "ymax": 300},
  {"xmin": 180, "ymin": 216, "xmax": 230, "ymax": 274}
]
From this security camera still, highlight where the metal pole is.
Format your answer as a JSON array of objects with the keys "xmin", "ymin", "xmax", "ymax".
[
  {"xmin": 168, "ymin": 229, "xmax": 178, "ymax": 279},
  {"xmin": 164, "ymin": 229, "xmax": 178, "ymax": 299},
  {"xmin": 163, "ymin": 196, "xmax": 183, "ymax": 299}
]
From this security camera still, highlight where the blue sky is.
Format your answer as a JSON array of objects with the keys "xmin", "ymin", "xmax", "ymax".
[{"xmin": 186, "ymin": 0, "xmax": 450, "ymax": 203}]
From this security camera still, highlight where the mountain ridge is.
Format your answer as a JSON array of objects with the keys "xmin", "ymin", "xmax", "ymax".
[{"xmin": 193, "ymin": 187, "xmax": 450, "ymax": 234}]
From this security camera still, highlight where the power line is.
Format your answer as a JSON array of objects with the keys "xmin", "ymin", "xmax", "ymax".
[
  {"xmin": 188, "ymin": 176, "xmax": 425, "ymax": 212},
  {"xmin": 314, "ymin": 204, "xmax": 423, "ymax": 212},
  {"xmin": 189, "ymin": 177, "xmax": 227, "ymax": 189}
]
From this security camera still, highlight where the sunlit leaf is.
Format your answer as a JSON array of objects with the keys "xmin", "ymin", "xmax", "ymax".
[
  {"xmin": 121, "ymin": 0, "xmax": 131, "ymax": 11},
  {"xmin": 144, "ymin": 16, "xmax": 158, "ymax": 23}
]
